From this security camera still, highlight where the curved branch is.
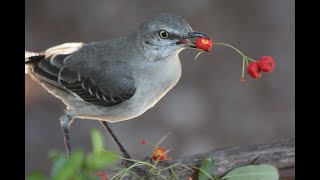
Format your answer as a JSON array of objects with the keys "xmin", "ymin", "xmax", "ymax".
[
  {"xmin": 162, "ymin": 137, "xmax": 295, "ymax": 178},
  {"xmin": 108, "ymin": 138, "xmax": 295, "ymax": 179}
]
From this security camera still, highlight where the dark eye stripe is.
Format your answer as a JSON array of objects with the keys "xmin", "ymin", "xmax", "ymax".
[{"xmin": 168, "ymin": 33, "xmax": 182, "ymax": 40}]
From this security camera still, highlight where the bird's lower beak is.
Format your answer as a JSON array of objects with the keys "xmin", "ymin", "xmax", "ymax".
[{"xmin": 175, "ymin": 31, "xmax": 209, "ymax": 49}]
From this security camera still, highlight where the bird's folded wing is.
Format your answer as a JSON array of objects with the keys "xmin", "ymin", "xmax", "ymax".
[{"xmin": 29, "ymin": 43, "xmax": 136, "ymax": 107}]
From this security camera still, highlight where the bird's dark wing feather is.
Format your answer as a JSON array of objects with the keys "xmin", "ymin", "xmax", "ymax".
[{"xmin": 28, "ymin": 45, "xmax": 136, "ymax": 107}]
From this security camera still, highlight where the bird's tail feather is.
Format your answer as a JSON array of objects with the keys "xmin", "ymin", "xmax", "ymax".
[
  {"xmin": 25, "ymin": 51, "xmax": 42, "ymax": 64},
  {"xmin": 25, "ymin": 51, "xmax": 38, "ymax": 59},
  {"xmin": 25, "ymin": 43, "xmax": 83, "ymax": 74},
  {"xmin": 25, "ymin": 51, "xmax": 44, "ymax": 74}
]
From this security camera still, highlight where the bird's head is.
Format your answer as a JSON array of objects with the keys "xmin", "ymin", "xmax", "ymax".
[{"xmin": 136, "ymin": 13, "xmax": 209, "ymax": 61}]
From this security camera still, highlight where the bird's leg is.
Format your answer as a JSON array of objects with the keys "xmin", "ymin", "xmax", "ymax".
[
  {"xmin": 100, "ymin": 121, "xmax": 150, "ymax": 178},
  {"xmin": 100, "ymin": 121, "xmax": 131, "ymax": 159},
  {"xmin": 60, "ymin": 113, "xmax": 74, "ymax": 158}
]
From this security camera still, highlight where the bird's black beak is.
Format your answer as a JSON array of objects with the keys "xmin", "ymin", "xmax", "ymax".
[
  {"xmin": 175, "ymin": 31, "xmax": 210, "ymax": 49},
  {"xmin": 186, "ymin": 31, "xmax": 209, "ymax": 39}
]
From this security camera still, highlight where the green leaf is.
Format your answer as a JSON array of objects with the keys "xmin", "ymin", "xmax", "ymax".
[
  {"xmin": 86, "ymin": 151, "xmax": 118, "ymax": 170},
  {"xmin": 27, "ymin": 171, "xmax": 46, "ymax": 180},
  {"xmin": 49, "ymin": 150, "xmax": 64, "ymax": 162},
  {"xmin": 222, "ymin": 164, "xmax": 279, "ymax": 180},
  {"xmin": 91, "ymin": 128, "xmax": 105, "ymax": 154},
  {"xmin": 212, "ymin": 175, "xmax": 221, "ymax": 180},
  {"xmin": 52, "ymin": 150, "xmax": 84, "ymax": 180},
  {"xmin": 199, "ymin": 157, "xmax": 214, "ymax": 180},
  {"xmin": 51, "ymin": 155, "xmax": 68, "ymax": 177},
  {"xmin": 78, "ymin": 175, "xmax": 101, "ymax": 180}
]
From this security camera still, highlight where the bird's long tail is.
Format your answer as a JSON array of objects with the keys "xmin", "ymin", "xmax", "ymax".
[
  {"xmin": 25, "ymin": 51, "xmax": 43, "ymax": 64},
  {"xmin": 25, "ymin": 51, "xmax": 44, "ymax": 74},
  {"xmin": 25, "ymin": 51, "xmax": 36, "ymax": 61},
  {"xmin": 25, "ymin": 43, "xmax": 83, "ymax": 74}
]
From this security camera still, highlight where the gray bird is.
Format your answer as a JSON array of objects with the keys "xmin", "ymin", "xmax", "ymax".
[{"xmin": 25, "ymin": 13, "xmax": 209, "ymax": 160}]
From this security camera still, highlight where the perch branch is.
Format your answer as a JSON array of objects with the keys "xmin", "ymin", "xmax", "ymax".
[{"xmin": 108, "ymin": 137, "xmax": 295, "ymax": 179}]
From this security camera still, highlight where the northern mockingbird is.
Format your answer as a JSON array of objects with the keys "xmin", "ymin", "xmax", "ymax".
[{"xmin": 25, "ymin": 13, "xmax": 209, "ymax": 159}]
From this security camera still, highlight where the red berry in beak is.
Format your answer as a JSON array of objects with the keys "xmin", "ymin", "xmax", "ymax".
[
  {"xmin": 247, "ymin": 62, "xmax": 262, "ymax": 79},
  {"xmin": 258, "ymin": 56, "xmax": 275, "ymax": 72},
  {"xmin": 196, "ymin": 37, "xmax": 212, "ymax": 51}
]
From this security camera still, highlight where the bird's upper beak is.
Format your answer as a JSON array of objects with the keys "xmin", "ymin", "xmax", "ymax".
[
  {"xmin": 175, "ymin": 31, "xmax": 210, "ymax": 49},
  {"xmin": 186, "ymin": 31, "xmax": 209, "ymax": 39}
]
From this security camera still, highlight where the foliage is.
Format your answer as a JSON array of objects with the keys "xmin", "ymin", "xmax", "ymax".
[
  {"xmin": 198, "ymin": 158, "xmax": 279, "ymax": 180},
  {"xmin": 27, "ymin": 129, "xmax": 279, "ymax": 180},
  {"xmin": 27, "ymin": 129, "xmax": 118, "ymax": 180}
]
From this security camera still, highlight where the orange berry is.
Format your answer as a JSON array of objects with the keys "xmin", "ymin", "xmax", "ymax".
[{"xmin": 152, "ymin": 147, "xmax": 167, "ymax": 161}]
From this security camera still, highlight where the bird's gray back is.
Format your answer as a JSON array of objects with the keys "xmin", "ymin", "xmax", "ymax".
[{"xmin": 27, "ymin": 37, "xmax": 139, "ymax": 107}]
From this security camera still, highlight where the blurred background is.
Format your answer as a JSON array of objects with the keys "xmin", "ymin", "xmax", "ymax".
[{"xmin": 25, "ymin": 0, "xmax": 295, "ymax": 177}]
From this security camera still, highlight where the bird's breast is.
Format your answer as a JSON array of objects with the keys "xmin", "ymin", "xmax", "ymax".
[{"xmin": 132, "ymin": 53, "xmax": 182, "ymax": 114}]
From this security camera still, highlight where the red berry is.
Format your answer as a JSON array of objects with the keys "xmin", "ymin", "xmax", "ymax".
[
  {"xmin": 258, "ymin": 56, "xmax": 275, "ymax": 72},
  {"xmin": 140, "ymin": 138, "xmax": 147, "ymax": 145},
  {"xmin": 196, "ymin": 38, "xmax": 212, "ymax": 51},
  {"xmin": 152, "ymin": 147, "xmax": 167, "ymax": 161},
  {"xmin": 98, "ymin": 172, "xmax": 108, "ymax": 180},
  {"xmin": 247, "ymin": 62, "xmax": 262, "ymax": 79}
]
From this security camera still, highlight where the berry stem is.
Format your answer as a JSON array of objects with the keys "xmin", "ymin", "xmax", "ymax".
[
  {"xmin": 214, "ymin": 43, "xmax": 257, "ymax": 62},
  {"xmin": 242, "ymin": 57, "xmax": 245, "ymax": 78},
  {"xmin": 247, "ymin": 57, "xmax": 257, "ymax": 62}
]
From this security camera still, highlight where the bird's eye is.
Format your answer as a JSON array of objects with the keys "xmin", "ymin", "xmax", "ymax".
[{"xmin": 159, "ymin": 30, "xmax": 169, "ymax": 39}]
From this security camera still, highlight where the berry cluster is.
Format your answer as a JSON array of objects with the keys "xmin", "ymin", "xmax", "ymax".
[
  {"xmin": 195, "ymin": 37, "xmax": 275, "ymax": 81},
  {"xmin": 247, "ymin": 56, "xmax": 275, "ymax": 79}
]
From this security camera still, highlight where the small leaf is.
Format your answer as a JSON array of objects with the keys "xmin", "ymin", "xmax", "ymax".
[
  {"xmin": 222, "ymin": 164, "xmax": 279, "ymax": 180},
  {"xmin": 212, "ymin": 175, "xmax": 221, "ymax": 180},
  {"xmin": 51, "ymin": 155, "xmax": 68, "ymax": 178},
  {"xmin": 86, "ymin": 151, "xmax": 118, "ymax": 170},
  {"xmin": 49, "ymin": 150, "xmax": 64, "ymax": 162},
  {"xmin": 68, "ymin": 150, "xmax": 85, "ymax": 171},
  {"xmin": 199, "ymin": 157, "xmax": 214, "ymax": 180},
  {"xmin": 52, "ymin": 150, "xmax": 84, "ymax": 180},
  {"xmin": 91, "ymin": 128, "xmax": 105, "ymax": 154},
  {"xmin": 27, "ymin": 171, "xmax": 46, "ymax": 180}
]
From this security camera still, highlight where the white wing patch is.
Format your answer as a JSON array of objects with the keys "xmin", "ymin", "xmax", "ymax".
[{"xmin": 44, "ymin": 43, "xmax": 83, "ymax": 58}]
